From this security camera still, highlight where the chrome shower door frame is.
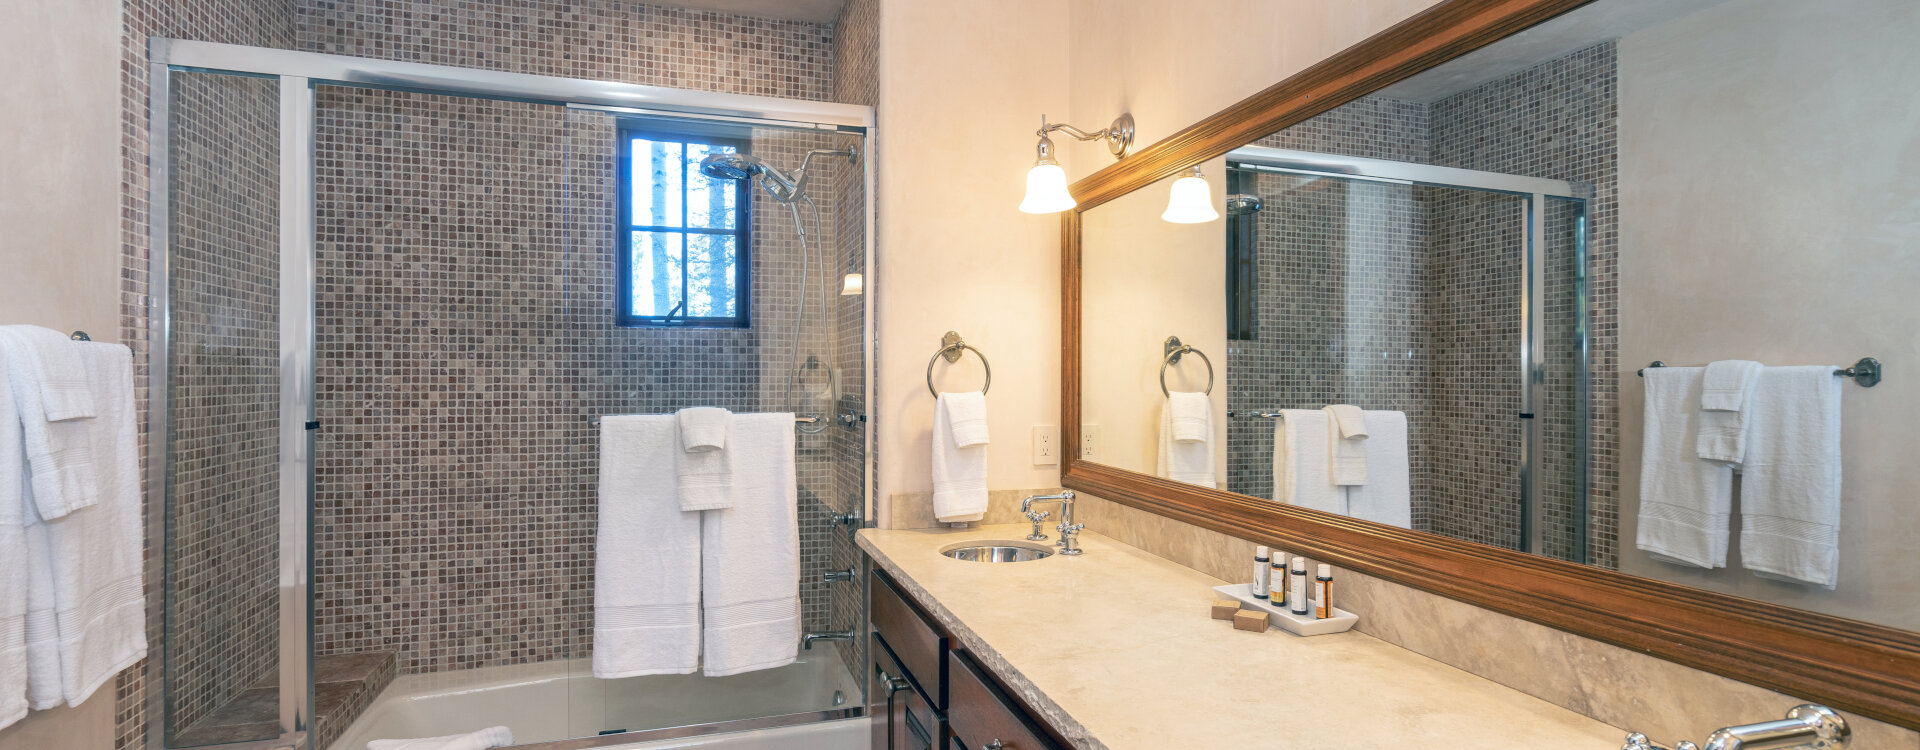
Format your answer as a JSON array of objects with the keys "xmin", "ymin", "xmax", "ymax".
[
  {"xmin": 1224, "ymin": 145, "xmax": 1592, "ymax": 560},
  {"xmin": 146, "ymin": 39, "xmax": 876, "ymax": 750}
]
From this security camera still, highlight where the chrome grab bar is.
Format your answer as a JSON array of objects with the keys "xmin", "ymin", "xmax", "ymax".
[{"xmin": 1623, "ymin": 705, "xmax": 1850, "ymax": 750}]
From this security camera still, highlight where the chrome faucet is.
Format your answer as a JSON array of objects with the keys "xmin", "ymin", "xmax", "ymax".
[
  {"xmin": 1019, "ymin": 491, "xmax": 1083, "ymax": 555},
  {"xmin": 802, "ymin": 630, "xmax": 856, "ymax": 650},
  {"xmin": 1623, "ymin": 705, "xmax": 1850, "ymax": 750}
]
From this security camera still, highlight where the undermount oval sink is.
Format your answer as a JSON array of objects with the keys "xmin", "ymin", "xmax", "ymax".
[{"xmin": 940, "ymin": 541, "xmax": 1053, "ymax": 563}]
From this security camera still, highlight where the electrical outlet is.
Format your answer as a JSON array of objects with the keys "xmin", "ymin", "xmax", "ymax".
[
  {"xmin": 1079, "ymin": 424, "xmax": 1102, "ymax": 460},
  {"xmin": 1032, "ymin": 425, "xmax": 1058, "ymax": 465}
]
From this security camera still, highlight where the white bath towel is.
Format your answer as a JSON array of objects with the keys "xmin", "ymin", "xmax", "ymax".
[
  {"xmin": 593, "ymin": 415, "xmax": 701, "ymax": 678},
  {"xmin": 1737, "ymin": 367, "xmax": 1843, "ymax": 588},
  {"xmin": 0, "ymin": 349, "xmax": 29, "ymax": 730},
  {"xmin": 1696, "ymin": 360, "xmax": 1764, "ymax": 463},
  {"xmin": 1635, "ymin": 367, "xmax": 1733, "ymax": 569},
  {"xmin": 1345, "ymin": 411, "xmax": 1410, "ymax": 529},
  {"xmin": 0, "ymin": 327, "xmax": 99, "ymax": 520},
  {"xmin": 700, "ymin": 413, "xmax": 800, "ymax": 677},
  {"xmin": 1, "ymin": 327, "xmax": 93, "ymax": 422},
  {"xmin": 932, "ymin": 393, "xmax": 988, "ymax": 523},
  {"xmin": 675, "ymin": 407, "xmax": 733, "ymax": 512},
  {"xmin": 1273, "ymin": 409, "xmax": 1342, "ymax": 515},
  {"xmin": 21, "ymin": 342, "xmax": 145, "ymax": 708},
  {"xmin": 368, "ymin": 725, "xmax": 514, "ymax": 750},
  {"xmin": 942, "ymin": 391, "xmax": 989, "ymax": 449},
  {"xmin": 1156, "ymin": 394, "xmax": 1215, "ymax": 488},
  {"xmin": 1322, "ymin": 404, "xmax": 1369, "ymax": 486},
  {"xmin": 1167, "ymin": 391, "xmax": 1210, "ymax": 443}
]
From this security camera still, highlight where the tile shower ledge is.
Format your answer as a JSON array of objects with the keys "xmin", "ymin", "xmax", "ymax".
[{"xmin": 857, "ymin": 524, "xmax": 1625, "ymax": 750}]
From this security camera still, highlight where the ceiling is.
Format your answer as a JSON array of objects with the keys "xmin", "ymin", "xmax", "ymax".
[
  {"xmin": 1374, "ymin": 0, "xmax": 1733, "ymax": 101},
  {"xmin": 649, "ymin": 0, "xmax": 847, "ymax": 24}
]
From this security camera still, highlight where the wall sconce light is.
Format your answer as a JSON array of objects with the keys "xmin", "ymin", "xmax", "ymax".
[
  {"xmin": 840, "ymin": 273, "xmax": 864, "ymax": 296},
  {"xmin": 1018, "ymin": 113, "xmax": 1136, "ymax": 214},
  {"xmin": 1161, "ymin": 164, "xmax": 1220, "ymax": 224}
]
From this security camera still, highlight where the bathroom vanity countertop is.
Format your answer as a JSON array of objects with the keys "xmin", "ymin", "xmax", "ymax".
[{"xmin": 857, "ymin": 524, "xmax": 1625, "ymax": 750}]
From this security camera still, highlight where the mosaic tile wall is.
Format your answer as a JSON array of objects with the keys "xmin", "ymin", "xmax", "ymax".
[
  {"xmin": 311, "ymin": 89, "xmax": 856, "ymax": 673},
  {"xmin": 118, "ymin": 0, "xmax": 299, "ymax": 747},
  {"xmin": 828, "ymin": 0, "xmax": 878, "ymax": 684},
  {"xmin": 162, "ymin": 72, "xmax": 284, "ymax": 741},
  {"xmin": 1229, "ymin": 42, "xmax": 1618, "ymax": 565},
  {"xmin": 1428, "ymin": 41, "xmax": 1619, "ymax": 567}
]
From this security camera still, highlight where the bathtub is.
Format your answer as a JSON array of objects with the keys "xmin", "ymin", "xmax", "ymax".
[{"xmin": 328, "ymin": 648, "xmax": 863, "ymax": 750}]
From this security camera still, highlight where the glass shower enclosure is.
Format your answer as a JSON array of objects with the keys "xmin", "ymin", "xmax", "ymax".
[{"xmin": 150, "ymin": 40, "xmax": 874, "ymax": 750}]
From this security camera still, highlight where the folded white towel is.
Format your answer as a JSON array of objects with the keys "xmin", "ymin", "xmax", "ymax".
[
  {"xmin": 1635, "ymin": 367, "xmax": 1733, "ymax": 569},
  {"xmin": 368, "ymin": 725, "xmax": 514, "ymax": 750},
  {"xmin": 675, "ymin": 407, "xmax": 733, "ymax": 512},
  {"xmin": 932, "ymin": 393, "xmax": 988, "ymax": 522},
  {"xmin": 0, "ymin": 349, "xmax": 30, "ymax": 730},
  {"xmin": 1274, "ymin": 410, "xmax": 1342, "ymax": 515},
  {"xmin": 942, "ymin": 391, "xmax": 989, "ymax": 449},
  {"xmin": 1156, "ymin": 395, "xmax": 1215, "ymax": 488},
  {"xmin": 0, "ymin": 327, "xmax": 99, "ymax": 520},
  {"xmin": 1, "ymin": 327, "xmax": 93, "ymax": 422},
  {"xmin": 1322, "ymin": 404, "xmax": 1369, "ymax": 486},
  {"xmin": 701, "ymin": 413, "xmax": 800, "ymax": 677},
  {"xmin": 1738, "ymin": 367, "xmax": 1843, "ymax": 588},
  {"xmin": 21, "ymin": 342, "xmax": 145, "ymax": 708},
  {"xmin": 1346, "ymin": 411, "xmax": 1409, "ymax": 528},
  {"xmin": 593, "ymin": 416, "xmax": 701, "ymax": 678},
  {"xmin": 1167, "ymin": 392, "xmax": 1210, "ymax": 443},
  {"xmin": 1696, "ymin": 360, "xmax": 1764, "ymax": 463}
]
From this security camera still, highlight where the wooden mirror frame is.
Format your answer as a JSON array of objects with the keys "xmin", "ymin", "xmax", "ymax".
[{"xmin": 1058, "ymin": 0, "xmax": 1920, "ymax": 729}]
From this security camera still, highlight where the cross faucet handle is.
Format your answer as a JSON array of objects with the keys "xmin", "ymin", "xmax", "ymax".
[{"xmin": 1024, "ymin": 510, "xmax": 1051, "ymax": 541}]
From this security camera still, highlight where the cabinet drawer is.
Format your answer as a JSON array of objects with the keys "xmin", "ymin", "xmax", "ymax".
[
  {"xmin": 946, "ymin": 650, "xmax": 1059, "ymax": 750},
  {"xmin": 871, "ymin": 570, "xmax": 949, "ymax": 706}
]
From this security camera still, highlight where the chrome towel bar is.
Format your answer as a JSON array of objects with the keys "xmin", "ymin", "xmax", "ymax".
[
  {"xmin": 588, "ymin": 413, "xmax": 820, "ymax": 427},
  {"xmin": 1637, "ymin": 357, "xmax": 1881, "ymax": 387}
]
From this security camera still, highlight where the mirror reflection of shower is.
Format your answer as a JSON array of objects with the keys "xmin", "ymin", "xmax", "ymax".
[{"xmin": 700, "ymin": 145, "xmax": 859, "ymax": 432}]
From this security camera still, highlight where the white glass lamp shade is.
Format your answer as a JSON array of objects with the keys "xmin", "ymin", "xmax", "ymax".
[
  {"xmin": 1162, "ymin": 168, "xmax": 1220, "ymax": 224},
  {"xmin": 1019, "ymin": 163, "xmax": 1077, "ymax": 214},
  {"xmin": 840, "ymin": 273, "xmax": 864, "ymax": 296}
]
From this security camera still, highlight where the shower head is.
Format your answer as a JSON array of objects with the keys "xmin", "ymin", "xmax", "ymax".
[{"xmin": 700, "ymin": 152, "xmax": 800, "ymax": 199}]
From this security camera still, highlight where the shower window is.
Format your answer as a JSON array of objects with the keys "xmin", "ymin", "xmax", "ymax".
[{"xmin": 617, "ymin": 124, "xmax": 752, "ymax": 327}]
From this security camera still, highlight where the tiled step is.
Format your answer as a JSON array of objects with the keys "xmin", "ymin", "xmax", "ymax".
[{"xmin": 170, "ymin": 651, "xmax": 397, "ymax": 749}]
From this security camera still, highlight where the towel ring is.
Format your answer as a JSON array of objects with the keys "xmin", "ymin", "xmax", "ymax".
[
  {"xmin": 1159, "ymin": 336, "xmax": 1214, "ymax": 397},
  {"xmin": 927, "ymin": 331, "xmax": 991, "ymax": 397}
]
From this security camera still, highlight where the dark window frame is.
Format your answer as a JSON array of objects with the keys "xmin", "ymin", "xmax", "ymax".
[{"xmin": 615, "ymin": 122, "xmax": 753, "ymax": 328}]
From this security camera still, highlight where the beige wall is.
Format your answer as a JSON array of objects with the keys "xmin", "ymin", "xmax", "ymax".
[
  {"xmin": 1615, "ymin": 0, "xmax": 1920, "ymax": 629},
  {"xmin": 872, "ymin": 0, "xmax": 1074, "ymax": 520},
  {"xmin": 0, "ymin": 0, "xmax": 125, "ymax": 748},
  {"xmin": 1078, "ymin": 164, "xmax": 1227, "ymax": 479}
]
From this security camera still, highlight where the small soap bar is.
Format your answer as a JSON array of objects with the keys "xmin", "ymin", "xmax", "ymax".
[
  {"xmin": 1211, "ymin": 599, "xmax": 1241, "ymax": 620},
  {"xmin": 1232, "ymin": 608, "xmax": 1268, "ymax": 632}
]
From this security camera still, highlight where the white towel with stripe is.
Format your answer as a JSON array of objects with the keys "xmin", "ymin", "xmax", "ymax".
[{"xmin": 592, "ymin": 415, "xmax": 701, "ymax": 678}]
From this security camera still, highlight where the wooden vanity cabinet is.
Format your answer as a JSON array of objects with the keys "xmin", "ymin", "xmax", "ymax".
[{"xmin": 870, "ymin": 569, "xmax": 1067, "ymax": 750}]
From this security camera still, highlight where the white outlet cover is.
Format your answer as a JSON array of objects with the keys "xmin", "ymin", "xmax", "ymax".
[{"xmin": 1032, "ymin": 425, "xmax": 1058, "ymax": 465}]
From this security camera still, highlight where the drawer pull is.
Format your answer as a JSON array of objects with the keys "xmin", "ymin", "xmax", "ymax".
[
  {"xmin": 983, "ymin": 742, "xmax": 1005, "ymax": 750},
  {"xmin": 876, "ymin": 667, "xmax": 911, "ymax": 696}
]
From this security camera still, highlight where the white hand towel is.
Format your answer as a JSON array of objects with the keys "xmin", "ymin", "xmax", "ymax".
[
  {"xmin": 942, "ymin": 391, "xmax": 989, "ymax": 449},
  {"xmin": 1167, "ymin": 392, "xmax": 1210, "ymax": 443},
  {"xmin": 368, "ymin": 725, "xmax": 514, "ymax": 750},
  {"xmin": 0, "ymin": 350, "xmax": 30, "ymax": 730},
  {"xmin": 1156, "ymin": 396, "xmax": 1216, "ymax": 488},
  {"xmin": 1737, "ymin": 366, "xmax": 1843, "ymax": 588},
  {"xmin": 675, "ymin": 407, "xmax": 733, "ymax": 512},
  {"xmin": 700, "ymin": 413, "xmax": 800, "ymax": 677},
  {"xmin": 593, "ymin": 415, "xmax": 701, "ymax": 678},
  {"xmin": 1635, "ymin": 367, "xmax": 1734, "ymax": 569},
  {"xmin": 932, "ymin": 393, "xmax": 988, "ymax": 523},
  {"xmin": 0, "ymin": 328, "xmax": 98, "ymax": 519},
  {"xmin": 21, "ymin": 342, "xmax": 145, "ymax": 708},
  {"xmin": 1274, "ymin": 410, "xmax": 1343, "ymax": 515},
  {"xmin": 1696, "ymin": 360, "xmax": 1764, "ymax": 463},
  {"xmin": 1345, "ymin": 411, "xmax": 1410, "ymax": 528},
  {"xmin": 1, "ymin": 327, "xmax": 93, "ymax": 422},
  {"xmin": 1322, "ymin": 404, "xmax": 1369, "ymax": 486}
]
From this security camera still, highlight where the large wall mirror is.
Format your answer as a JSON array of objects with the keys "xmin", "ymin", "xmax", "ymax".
[{"xmin": 1064, "ymin": 0, "xmax": 1919, "ymax": 727}]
